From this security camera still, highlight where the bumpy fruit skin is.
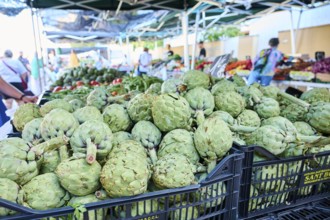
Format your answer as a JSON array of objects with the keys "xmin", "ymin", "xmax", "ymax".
[
  {"xmin": 56, "ymin": 158, "xmax": 101, "ymax": 196},
  {"xmin": 279, "ymin": 98, "xmax": 306, "ymax": 122},
  {"xmin": 86, "ymin": 87, "xmax": 108, "ymax": 110},
  {"xmin": 246, "ymin": 125, "xmax": 289, "ymax": 155},
  {"xmin": 161, "ymin": 78, "xmax": 184, "ymax": 94},
  {"xmin": 0, "ymin": 138, "xmax": 38, "ymax": 185},
  {"xmin": 69, "ymin": 99, "xmax": 84, "ymax": 112},
  {"xmin": 231, "ymin": 75, "xmax": 246, "ymax": 87},
  {"xmin": 158, "ymin": 129, "xmax": 199, "ymax": 165},
  {"xmin": 40, "ymin": 109, "xmax": 79, "ymax": 140},
  {"xmin": 132, "ymin": 121, "xmax": 161, "ymax": 164},
  {"xmin": 260, "ymin": 85, "xmax": 280, "ymax": 100},
  {"xmin": 63, "ymin": 94, "xmax": 81, "ymax": 102},
  {"xmin": 101, "ymin": 152, "xmax": 151, "ymax": 197},
  {"xmin": 237, "ymin": 110, "xmax": 261, "ymax": 127},
  {"xmin": 184, "ymin": 87, "xmax": 215, "ymax": 125},
  {"xmin": 152, "ymin": 153, "xmax": 195, "ymax": 189},
  {"xmin": 70, "ymin": 120, "xmax": 113, "ymax": 162},
  {"xmin": 103, "ymin": 104, "xmax": 132, "ymax": 132},
  {"xmin": 300, "ymin": 88, "xmax": 330, "ymax": 104},
  {"xmin": 182, "ymin": 70, "xmax": 210, "ymax": 90},
  {"xmin": 0, "ymin": 178, "xmax": 21, "ymax": 216},
  {"xmin": 214, "ymin": 91, "xmax": 246, "ymax": 117},
  {"xmin": 112, "ymin": 131, "xmax": 132, "ymax": 148},
  {"xmin": 0, "ymin": 137, "xmax": 68, "ymax": 185},
  {"xmin": 73, "ymin": 106, "xmax": 103, "ymax": 124},
  {"xmin": 13, "ymin": 103, "xmax": 41, "ymax": 131},
  {"xmin": 40, "ymin": 150, "xmax": 60, "ymax": 174},
  {"xmin": 20, "ymin": 173, "xmax": 70, "ymax": 210},
  {"xmin": 211, "ymin": 79, "xmax": 237, "ymax": 96},
  {"xmin": 306, "ymin": 102, "xmax": 330, "ymax": 135},
  {"xmin": 22, "ymin": 118, "xmax": 44, "ymax": 145},
  {"xmin": 171, "ymin": 202, "xmax": 199, "ymax": 220},
  {"xmin": 40, "ymin": 99, "xmax": 73, "ymax": 116},
  {"xmin": 145, "ymin": 83, "xmax": 162, "ymax": 95},
  {"xmin": 68, "ymin": 194, "xmax": 104, "ymax": 220},
  {"xmin": 152, "ymin": 94, "xmax": 191, "ymax": 132},
  {"xmin": 237, "ymin": 86, "xmax": 263, "ymax": 108},
  {"xmin": 109, "ymin": 140, "xmax": 148, "ymax": 160},
  {"xmin": 208, "ymin": 110, "xmax": 235, "ymax": 125},
  {"xmin": 261, "ymin": 116, "xmax": 297, "ymax": 143},
  {"xmin": 127, "ymin": 93, "xmax": 154, "ymax": 122},
  {"xmin": 254, "ymin": 97, "xmax": 280, "ymax": 119},
  {"xmin": 194, "ymin": 117, "xmax": 233, "ymax": 167},
  {"xmin": 294, "ymin": 121, "xmax": 317, "ymax": 136},
  {"xmin": 132, "ymin": 121, "xmax": 161, "ymax": 148}
]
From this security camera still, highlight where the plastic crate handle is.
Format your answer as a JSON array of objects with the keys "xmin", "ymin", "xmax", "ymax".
[{"xmin": 253, "ymin": 146, "xmax": 281, "ymax": 161}]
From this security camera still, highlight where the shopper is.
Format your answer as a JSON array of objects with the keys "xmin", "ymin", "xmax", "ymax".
[
  {"xmin": 0, "ymin": 50, "xmax": 34, "ymax": 109},
  {"xmin": 247, "ymin": 38, "xmax": 283, "ymax": 86},
  {"xmin": 0, "ymin": 76, "xmax": 37, "ymax": 126},
  {"xmin": 138, "ymin": 47, "xmax": 152, "ymax": 76},
  {"xmin": 167, "ymin": 44, "xmax": 174, "ymax": 57},
  {"xmin": 199, "ymin": 41, "xmax": 206, "ymax": 59},
  {"xmin": 18, "ymin": 51, "xmax": 31, "ymax": 73}
]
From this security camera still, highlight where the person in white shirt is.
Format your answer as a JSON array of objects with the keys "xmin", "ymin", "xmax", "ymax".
[
  {"xmin": 0, "ymin": 50, "xmax": 33, "ymax": 108},
  {"xmin": 138, "ymin": 47, "xmax": 152, "ymax": 76}
]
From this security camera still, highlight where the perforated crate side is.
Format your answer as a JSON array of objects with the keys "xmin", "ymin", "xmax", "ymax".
[
  {"xmin": 0, "ymin": 148, "xmax": 243, "ymax": 220},
  {"xmin": 237, "ymin": 144, "xmax": 330, "ymax": 219}
]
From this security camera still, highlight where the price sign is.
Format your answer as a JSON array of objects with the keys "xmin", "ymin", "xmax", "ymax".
[{"xmin": 208, "ymin": 54, "xmax": 231, "ymax": 78}]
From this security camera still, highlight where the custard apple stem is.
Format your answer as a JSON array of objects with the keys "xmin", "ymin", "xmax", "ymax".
[
  {"xmin": 86, "ymin": 138, "xmax": 97, "ymax": 164},
  {"xmin": 196, "ymin": 111, "xmax": 205, "ymax": 126},
  {"xmin": 229, "ymin": 124, "xmax": 257, "ymax": 133},
  {"xmin": 305, "ymin": 137, "xmax": 330, "ymax": 149},
  {"xmin": 148, "ymin": 148, "xmax": 158, "ymax": 165},
  {"xmin": 196, "ymin": 164, "xmax": 207, "ymax": 173},
  {"xmin": 279, "ymin": 92, "xmax": 310, "ymax": 109},
  {"xmin": 31, "ymin": 135, "xmax": 69, "ymax": 157},
  {"xmin": 95, "ymin": 189, "xmax": 109, "ymax": 200},
  {"xmin": 207, "ymin": 160, "xmax": 217, "ymax": 173},
  {"xmin": 59, "ymin": 145, "xmax": 69, "ymax": 161}
]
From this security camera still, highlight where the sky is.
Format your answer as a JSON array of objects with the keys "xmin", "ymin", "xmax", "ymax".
[{"xmin": 0, "ymin": 9, "xmax": 50, "ymax": 59}]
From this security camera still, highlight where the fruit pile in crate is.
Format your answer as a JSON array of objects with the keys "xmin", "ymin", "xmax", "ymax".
[
  {"xmin": 234, "ymin": 86, "xmax": 330, "ymax": 219},
  {"xmin": 1, "ymin": 70, "xmax": 247, "ymax": 220}
]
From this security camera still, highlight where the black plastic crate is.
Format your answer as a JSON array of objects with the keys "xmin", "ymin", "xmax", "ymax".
[
  {"xmin": 237, "ymin": 144, "xmax": 330, "ymax": 219},
  {"xmin": 0, "ymin": 148, "xmax": 244, "ymax": 220},
  {"xmin": 256, "ymin": 198, "xmax": 330, "ymax": 220}
]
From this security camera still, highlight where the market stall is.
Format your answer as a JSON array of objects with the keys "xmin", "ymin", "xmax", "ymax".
[{"xmin": 1, "ymin": 1, "xmax": 330, "ymax": 220}]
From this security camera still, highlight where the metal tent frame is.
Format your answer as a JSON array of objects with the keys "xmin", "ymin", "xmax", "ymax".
[{"xmin": 27, "ymin": 0, "xmax": 330, "ymax": 70}]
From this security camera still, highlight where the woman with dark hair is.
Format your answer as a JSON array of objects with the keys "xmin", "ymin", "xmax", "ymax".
[{"xmin": 247, "ymin": 38, "xmax": 283, "ymax": 86}]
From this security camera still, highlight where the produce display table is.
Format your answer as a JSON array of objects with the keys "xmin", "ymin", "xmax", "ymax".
[{"xmin": 272, "ymin": 80, "xmax": 330, "ymax": 91}]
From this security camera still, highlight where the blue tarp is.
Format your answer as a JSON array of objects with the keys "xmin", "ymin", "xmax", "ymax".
[{"xmin": 0, "ymin": 0, "xmax": 26, "ymax": 16}]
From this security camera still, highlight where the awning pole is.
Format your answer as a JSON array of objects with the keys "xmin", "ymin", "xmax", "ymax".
[
  {"xmin": 35, "ymin": 9, "xmax": 47, "ymax": 89},
  {"xmin": 30, "ymin": 8, "xmax": 43, "ymax": 93},
  {"xmin": 182, "ymin": 11, "xmax": 189, "ymax": 71},
  {"xmin": 294, "ymin": 9, "xmax": 303, "ymax": 51},
  {"xmin": 126, "ymin": 35, "xmax": 131, "ymax": 66},
  {"xmin": 191, "ymin": 11, "xmax": 200, "ymax": 70},
  {"xmin": 289, "ymin": 9, "xmax": 296, "ymax": 55}
]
